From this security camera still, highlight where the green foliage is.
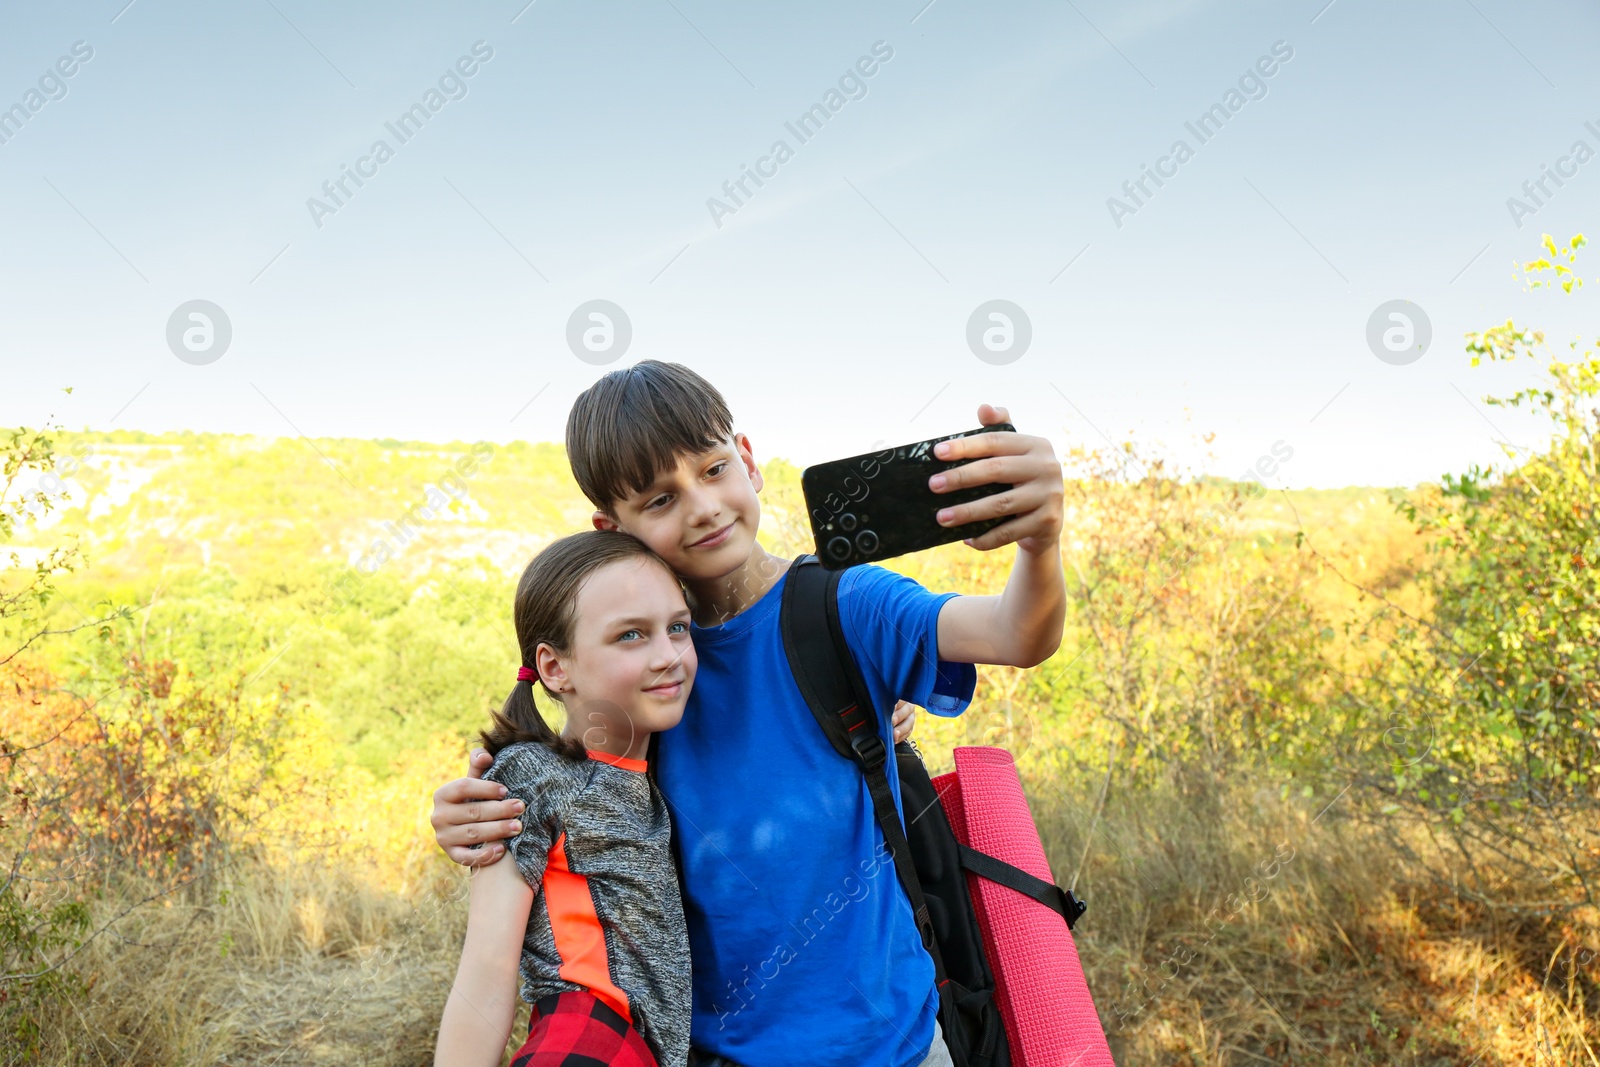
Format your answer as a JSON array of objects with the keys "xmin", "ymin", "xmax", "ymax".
[
  {"xmin": 1054, "ymin": 466, "xmax": 1341, "ymax": 787},
  {"xmin": 1521, "ymin": 232, "xmax": 1588, "ymax": 293},
  {"xmin": 1353, "ymin": 234, "xmax": 1599, "ymax": 909},
  {"xmin": 3, "ymin": 434, "xmax": 580, "ymax": 773},
  {"xmin": 1, "ymin": 425, "xmax": 85, "ymax": 659},
  {"xmin": 1, "ymin": 426, "xmax": 93, "ymax": 1053},
  {"xmin": 0, "ymin": 882, "xmax": 89, "ymax": 1054},
  {"xmin": 1407, "ymin": 236, "xmax": 1598, "ymax": 794}
]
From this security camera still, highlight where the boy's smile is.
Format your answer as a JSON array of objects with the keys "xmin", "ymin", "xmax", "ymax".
[{"xmin": 687, "ymin": 521, "xmax": 736, "ymax": 550}]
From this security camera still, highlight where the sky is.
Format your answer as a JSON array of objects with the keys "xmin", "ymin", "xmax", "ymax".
[{"xmin": 2, "ymin": 0, "xmax": 1597, "ymax": 489}]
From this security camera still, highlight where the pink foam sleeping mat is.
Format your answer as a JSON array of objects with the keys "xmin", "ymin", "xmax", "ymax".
[{"xmin": 932, "ymin": 746, "xmax": 1114, "ymax": 1067}]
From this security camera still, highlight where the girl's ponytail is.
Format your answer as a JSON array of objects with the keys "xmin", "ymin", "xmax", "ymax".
[{"xmin": 479, "ymin": 673, "xmax": 585, "ymax": 761}]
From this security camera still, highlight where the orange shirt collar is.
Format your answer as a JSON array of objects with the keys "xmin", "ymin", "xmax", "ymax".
[{"xmin": 586, "ymin": 749, "xmax": 648, "ymax": 773}]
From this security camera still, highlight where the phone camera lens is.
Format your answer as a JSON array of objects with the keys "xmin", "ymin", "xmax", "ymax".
[
  {"xmin": 826, "ymin": 536, "xmax": 852, "ymax": 561},
  {"xmin": 839, "ymin": 512, "xmax": 858, "ymax": 531},
  {"xmin": 854, "ymin": 530, "xmax": 879, "ymax": 555}
]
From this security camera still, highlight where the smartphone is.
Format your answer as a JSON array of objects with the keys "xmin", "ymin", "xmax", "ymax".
[{"xmin": 801, "ymin": 424, "xmax": 1016, "ymax": 570}]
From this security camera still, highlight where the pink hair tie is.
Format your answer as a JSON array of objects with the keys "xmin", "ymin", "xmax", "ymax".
[{"xmin": 516, "ymin": 666, "xmax": 536, "ymax": 683}]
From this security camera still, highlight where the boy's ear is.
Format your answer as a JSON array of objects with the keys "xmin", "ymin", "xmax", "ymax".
[
  {"xmin": 592, "ymin": 511, "xmax": 619, "ymax": 531},
  {"xmin": 734, "ymin": 433, "xmax": 764, "ymax": 493},
  {"xmin": 534, "ymin": 643, "xmax": 570, "ymax": 694}
]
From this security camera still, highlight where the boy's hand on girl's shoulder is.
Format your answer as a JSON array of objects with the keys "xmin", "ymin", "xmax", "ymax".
[
  {"xmin": 929, "ymin": 404, "xmax": 1064, "ymax": 553},
  {"xmin": 431, "ymin": 710, "xmax": 914, "ymax": 867},
  {"xmin": 431, "ymin": 747, "xmax": 525, "ymax": 867}
]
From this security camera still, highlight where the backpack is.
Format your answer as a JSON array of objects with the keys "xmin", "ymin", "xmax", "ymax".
[{"xmin": 778, "ymin": 555, "xmax": 1086, "ymax": 1067}]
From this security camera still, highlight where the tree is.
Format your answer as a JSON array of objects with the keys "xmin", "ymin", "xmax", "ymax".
[
  {"xmin": 1, "ymin": 419, "xmax": 101, "ymax": 1049},
  {"xmin": 1354, "ymin": 234, "xmax": 1599, "ymax": 914}
]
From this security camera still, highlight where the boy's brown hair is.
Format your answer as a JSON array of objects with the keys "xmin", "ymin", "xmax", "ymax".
[{"xmin": 566, "ymin": 360, "xmax": 734, "ymax": 512}]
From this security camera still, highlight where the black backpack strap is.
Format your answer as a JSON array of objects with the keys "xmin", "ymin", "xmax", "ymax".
[
  {"xmin": 957, "ymin": 844, "xmax": 1087, "ymax": 930},
  {"xmin": 779, "ymin": 556, "xmax": 947, "ymax": 976},
  {"xmin": 780, "ymin": 560, "xmax": 1089, "ymax": 940}
]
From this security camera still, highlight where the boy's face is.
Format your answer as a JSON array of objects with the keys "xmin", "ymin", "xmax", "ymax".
[{"xmin": 593, "ymin": 434, "xmax": 764, "ymax": 582}]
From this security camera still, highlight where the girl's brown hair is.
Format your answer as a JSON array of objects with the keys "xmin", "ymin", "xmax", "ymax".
[{"xmin": 479, "ymin": 530, "xmax": 678, "ymax": 760}]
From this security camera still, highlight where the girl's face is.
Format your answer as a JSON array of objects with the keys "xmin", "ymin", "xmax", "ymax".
[{"xmin": 536, "ymin": 556, "xmax": 696, "ymax": 756}]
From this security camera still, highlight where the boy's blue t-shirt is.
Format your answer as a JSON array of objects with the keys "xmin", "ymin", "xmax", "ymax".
[{"xmin": 657, "ymin": 563, "xmax": 975, "ymax": 1067}]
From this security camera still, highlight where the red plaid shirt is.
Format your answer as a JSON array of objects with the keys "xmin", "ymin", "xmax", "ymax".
[{"xmin": 511, "ymin": 991, "xmax": 661, "ymax": 1067}]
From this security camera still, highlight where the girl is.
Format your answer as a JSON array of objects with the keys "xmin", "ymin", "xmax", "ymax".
[{"xmin": 435, "ymin": 530, "xmax": 694, "ymax": 1067}]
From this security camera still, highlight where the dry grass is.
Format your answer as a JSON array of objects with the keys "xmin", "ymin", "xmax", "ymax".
[
  {"xmin": 15, "ymin": 757, "xmax": 1596, "ymax": 1067},
  {"xmin": 6, "ymin": 732, "xmax": 488, "ymax": 1067},
  {"xmin": 16, "ymin": 846, "xmax": 467, "ymax": 1066},
  {"xmin": 1024, "ymin": 772, "xmax": 1600, "ymax": 1066}
]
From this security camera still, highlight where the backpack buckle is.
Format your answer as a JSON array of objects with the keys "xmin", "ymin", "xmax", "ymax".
[
  {"xmin": 1063, "ymin": 889, "xmax": 1088, "ymax": 930},
  {"xmin": 849, "ymin": 731, "xmax": 887, "ymax": 771}
]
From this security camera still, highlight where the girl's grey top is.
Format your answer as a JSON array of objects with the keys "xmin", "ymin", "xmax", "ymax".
[{"xmin": 484, "ymin": 741, "xmax": 690, "ymax": 1067}]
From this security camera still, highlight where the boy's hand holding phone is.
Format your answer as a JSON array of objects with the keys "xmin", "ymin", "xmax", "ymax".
[
  {"xmin": 929, "ymin": 404, "xmax": 1064, "ymax": 554},
  {"xmin": 801, "ymin": 404, "xmax": 1061, "ymax": 569},
  {"xmin": 797, "ymin": 404, "xmax": 1064, "ymax": 667},
  {"xmin": 913, "ymin": 403, "xmax": 1066, "ymax": 668}
]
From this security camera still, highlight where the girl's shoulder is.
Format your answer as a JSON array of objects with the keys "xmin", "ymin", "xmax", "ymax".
[{"xmin": 483, "ymin": 741, "xmax": 591, "ymax": 794}]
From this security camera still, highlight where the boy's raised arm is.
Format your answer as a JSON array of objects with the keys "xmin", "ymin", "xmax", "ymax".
[
  {"xmin": 930, "ymin": 404, "xmax": 1067, "ymax": 668},
  {"xmin": 431, "ymin": 747, "xmax": 525, "ymax": 867}
]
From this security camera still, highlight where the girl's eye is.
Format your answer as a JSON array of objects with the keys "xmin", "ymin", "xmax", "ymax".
[
  {"xmin": 618, "ymin": 629, "xmax": 643, "ymax": 642},
  {"xmin": 668, "ymin": 621, "xmax": 689, "ymax": 635}
]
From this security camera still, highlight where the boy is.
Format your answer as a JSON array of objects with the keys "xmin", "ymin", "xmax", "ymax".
[{"xmin": 431, "ymin": 362, "xmax": 1064, "ymax": 1067}]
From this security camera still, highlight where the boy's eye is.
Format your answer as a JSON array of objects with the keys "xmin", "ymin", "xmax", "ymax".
[
  {"xmin": 706, "ymin": 462, "xmax": 727, "ymax": 478},
  {"xmin": 645, "ymin": 494, "xmax": 671, "ymax": 511}
]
